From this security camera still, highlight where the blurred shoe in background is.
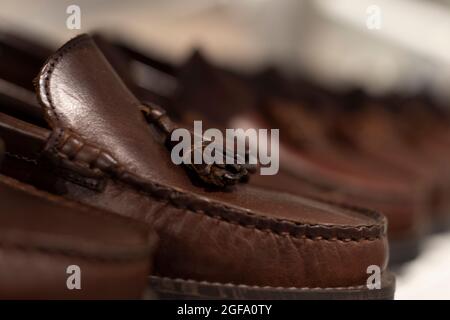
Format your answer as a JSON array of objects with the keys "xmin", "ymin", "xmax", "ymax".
[{"xmin": 0, "ymin": 34, "xmax": 395, "ymax": 299}]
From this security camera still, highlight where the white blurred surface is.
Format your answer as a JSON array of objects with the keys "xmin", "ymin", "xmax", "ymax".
[
  {"xmin": 2, "ymin": 0, "xmax": 450, "ymax": 93},
  {"xmin": 396, "ymin": 232, "xmax": 450, "ymax": 300}
]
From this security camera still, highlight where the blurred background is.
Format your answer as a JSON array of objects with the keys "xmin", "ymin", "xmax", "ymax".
[
  {"xmin": 2, "ymin": 0, "xmax": 450, "ymax": 100},
  {"xmin": 1, "ymin": 0, "xmax": 449, "ymax": 299}
]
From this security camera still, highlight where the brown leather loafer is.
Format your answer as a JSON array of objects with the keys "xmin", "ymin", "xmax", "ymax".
[
  {"xmin": 0, "ymin": 34, "xmax": 395, "ymax": 299},
  {"xmin": 0, "ymin": 33, "xmax": 428, "ymax": 265},
  {"xmin": 92, "ymin": 44, "xmax": 427, "ymax": 265},
  {"xmin": 0, "ymin": 139, "xmax": 157, "ymax": 299}
]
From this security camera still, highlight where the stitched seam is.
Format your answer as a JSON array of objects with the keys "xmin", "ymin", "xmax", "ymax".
[
  {"xmin": 5, "ymin": 152, "xmax": 38, "ymax": 165},
  {"xmin": 45, "ymin": 137, "xmax": 384, "ymax": 241},
  {"xmin": 200, "ymin": 210, "xmax": 379, "ymax": 242},
  {"xmin": 151, "ymin": 275, "xmax": 385, "ymax": 291},
  {"xmin": 42, "ymin": 35, "xmax": 90, "ymax": 124},
  {"xmin": 48, "ymin": 143, "xmax": 384, "ymax": 241},
  {"xmin": 36, "ymin": 130, "xmax": 381, "ymax": 242},
  {"xmin": 49, "ymin": 129, "xmax": 384, "ymax": 229},
  {"xmin": 117, "ymin": 180, "xmax": 382, "ymax": 242}
]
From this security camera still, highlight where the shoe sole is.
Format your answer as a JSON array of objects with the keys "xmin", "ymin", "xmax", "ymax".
[{"xmin": 149, "ymin": 272, "xmax": 395, "ymax": 300}]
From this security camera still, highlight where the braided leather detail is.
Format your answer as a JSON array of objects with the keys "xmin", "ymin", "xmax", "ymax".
[{"xmin": 140, "ymin": 103, "xmax": 255, "ymax": 188}]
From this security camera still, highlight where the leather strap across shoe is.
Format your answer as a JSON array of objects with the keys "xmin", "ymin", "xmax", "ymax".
[
  {"xmin": 0, "ymin": 34, "xmax": 394, "ymax": 299},
  {"xmin": 0, "ymin": 138, "xmax": 157, "ymax": 299}
]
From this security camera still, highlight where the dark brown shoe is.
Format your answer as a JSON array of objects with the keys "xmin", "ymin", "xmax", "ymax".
[
  {"xmin": 1, "ymin": 32, "xmax": 432, "ymax": 265},
  {"xmin": 0, "ymin": 34, "xmax": 394, "ymax": 299},
  {"xmin": 92, "ymin": 43, "xmax": 428, "ymax": 265}
]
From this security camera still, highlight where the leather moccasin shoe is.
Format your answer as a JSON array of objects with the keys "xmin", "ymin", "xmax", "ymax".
[
  {"xmin": 0, "ymin": 33, "xmax": 428, "ymax": 265},
  {"xmin": 0, "ymin": 34, "xmax": 395, "ymax": 299},
  {"xmin": 0, "ymin": 138, "xmax": 157, "ymax": 299},
  {"xmin": 91, "ymin": 43, "xmax": 427, "ymax": 266}
]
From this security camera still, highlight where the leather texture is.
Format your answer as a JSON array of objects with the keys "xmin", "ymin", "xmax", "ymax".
[
  {"xmin": 0, "ymin": 163, "xmax": 157, "ymax": 299},
  {"xmin": 0, "ymin": 34, "xmax": 389, "ymax": 289}
]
